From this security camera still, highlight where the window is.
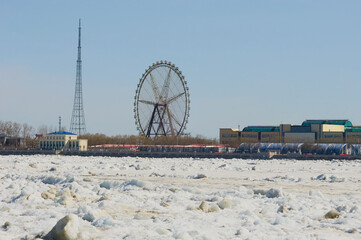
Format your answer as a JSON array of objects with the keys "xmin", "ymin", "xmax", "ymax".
[
  {"xmin": 222, "ymin": 134, "xmax": 237, "ymax": 138},
  {"xmin": 242, "ymin": 134, "xmax": 257, "ymax": 138}
]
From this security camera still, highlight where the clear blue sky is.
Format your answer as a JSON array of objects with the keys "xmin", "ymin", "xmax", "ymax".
[{"xmin": 1, "ymin": 1, "xmax": 361, "ymax": 138}]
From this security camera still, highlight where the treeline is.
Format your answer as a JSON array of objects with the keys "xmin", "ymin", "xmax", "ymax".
[
  {"xmin": 0, "ymin": 120, "xmax": 38, "ymax": 148},
  {"xmin": 80, "ymin": 134, "xmax": 218, "ymax": 146},
  {"xmin": 0, "ymin": 120, "xmax": 218, "ymax": 148},
  {"xmin": 0, "ymin": 120, "xmax": 60, "ymax": 139},
  {"xmin": 0, "ymin": 120, "xmax": 34, "ymax": 139}
]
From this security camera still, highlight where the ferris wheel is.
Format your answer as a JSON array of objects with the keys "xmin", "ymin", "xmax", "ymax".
[{"xmin": 134, "ymin": 61, "xmax": 190, "ymax": 137}]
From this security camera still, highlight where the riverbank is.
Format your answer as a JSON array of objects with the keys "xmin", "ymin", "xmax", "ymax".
[{"xmin": 1, "ymin": 149, "xmax": 361, "ymax": 160}]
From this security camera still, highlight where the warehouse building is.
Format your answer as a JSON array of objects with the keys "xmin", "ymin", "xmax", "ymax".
[
  {"xmin": 220, "ymin": 119, "xmax": 361, "ymax": 145},
  {"xmin": 236, "ymin": 142, "xmax": 356, "ymax": 155},
  {"xmin": 219, "ymin": 128, "xmax": 240, "ymax": 145},
  {"xmin": 0, "ymin": 134, "xmax": 25, "ymax": 147},
  {"xmin": 39, "ymin": 131, "xmax": 88, "ymax": 151}
]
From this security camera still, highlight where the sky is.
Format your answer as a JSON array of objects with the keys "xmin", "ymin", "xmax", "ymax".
[{"xmin": 1, "ymin": 1, "xmax": 361, "ymax": 139}]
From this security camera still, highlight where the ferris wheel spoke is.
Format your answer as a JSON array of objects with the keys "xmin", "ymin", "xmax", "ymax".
[
  {"xmin": 160, "ymin": 68, "xmax": 172, "ymax": 102},
  {"xmin": 167, "ymin": 92, "xmax": 185, "ymax": 104},
  {"xmin": 149, "ymin": 73, "xmax": 161, "ymax": 102},
  {"xmin": 139, "ymin": 99, "xmax": 156, "ymax": 105},
  {"xmin": 168, "ymin": 109, "xmax": 182, "ymax": 128},
  {"xmin": 165, "ymin": 106, "xmax": 175, "ymax": 136}
]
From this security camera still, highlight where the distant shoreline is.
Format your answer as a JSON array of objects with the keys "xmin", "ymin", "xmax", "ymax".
[{"xmin": 1, "ymin": 149, "xmax": 361, "ymax": 160}]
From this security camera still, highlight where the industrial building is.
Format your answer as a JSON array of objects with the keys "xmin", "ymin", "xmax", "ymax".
[
  {"xmin": 220, "ymin": 119, "xmax": 361, "ymax": 145},
  {"xmin": 235, "ymin": 142, "xmax": 358, "ymax": 155},
  {"xmin": 39, "ymin": 131, "xmax": 88, "ymax": 151},
  {"xmin": 0, "ymin": 134, "xmax": 25, "ymax": 148}
]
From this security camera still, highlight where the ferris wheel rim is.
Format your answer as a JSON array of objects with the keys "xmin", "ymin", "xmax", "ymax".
[{"xmin": 134, "ymin": 61, "xmax": 190, "ymax": 137}]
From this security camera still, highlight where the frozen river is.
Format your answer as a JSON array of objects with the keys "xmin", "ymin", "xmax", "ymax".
[{"xmin": 0, "ymin": 155, "xmax": 360, "ymax": 239}]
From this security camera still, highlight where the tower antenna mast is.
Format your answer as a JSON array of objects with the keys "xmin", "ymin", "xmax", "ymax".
[
  {"xmin": 70, "ymin": 19, "xmax": 86, "ymax": 135},
  {"xmin": 59, "ymin": 116, "xmax": 62, "ymax": 132}
]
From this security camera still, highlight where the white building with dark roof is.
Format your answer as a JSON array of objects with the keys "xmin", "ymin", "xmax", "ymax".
[{"xmin": 39, "ymin": 131, "xmax": 88, "ymax": 151}]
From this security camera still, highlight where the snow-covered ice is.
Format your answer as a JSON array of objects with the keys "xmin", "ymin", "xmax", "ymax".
[{"xmin": 0, "ymin": 155, "xmax": 361, "ymax": 239}]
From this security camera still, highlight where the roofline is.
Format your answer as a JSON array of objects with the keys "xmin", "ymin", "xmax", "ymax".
[
  {"xmin": 245, "ymin": 126, "xmax": 279, "ymax": 128},
  {"xmin": 48, "ymin": 131, "xmax": 77, "ymax": 135},
  {"xmin": 304, "ymin": 119, "xmax": 349, "ymax": 121}
]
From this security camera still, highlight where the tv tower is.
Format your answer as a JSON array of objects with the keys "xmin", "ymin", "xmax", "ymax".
[{"xmin": 70, "ymin": 19, "xmax": 87, "ymax": 135}]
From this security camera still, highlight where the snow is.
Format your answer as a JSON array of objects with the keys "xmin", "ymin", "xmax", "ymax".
[{"xmin": 0, "ymin": 155, "xmax": 361, "ymax": 239}]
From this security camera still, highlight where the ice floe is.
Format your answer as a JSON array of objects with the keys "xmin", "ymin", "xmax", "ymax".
[{"xmin": 0, "ymin": 155, "xmax": 360, "ymax": 239}]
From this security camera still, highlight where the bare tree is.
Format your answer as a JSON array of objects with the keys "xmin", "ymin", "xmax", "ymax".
[
  {"xmin": 12, "ymin": 123, "xmax": 21, "ymax": 137},
  {"xmin": 37, "ymin": 125, "xmax": 49, "ymax": 136},
  {"xmin": 22, "ymin": 123, "xmax": 34, "ymax": 146},
  {"xmin": 4, "ymin": 121, "xmax": 13, "ymax": 137},
  {"xmin": 22, "ymin": 123, "xmax": 33, "ymax": 139},
  {"xmin": 0, "ymin": 121, "xmax": 4, "ymax": 134},
  {"xmin": 12, "ymin": 122, "xmax": 21, "ymax": 147}
]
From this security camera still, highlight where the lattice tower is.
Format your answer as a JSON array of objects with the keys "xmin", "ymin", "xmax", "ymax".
[{"xmin": 70, "ymin": 19, "xmax": 86, "ymax": 135}]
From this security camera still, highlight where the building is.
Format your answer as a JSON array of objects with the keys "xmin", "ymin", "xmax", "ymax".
[
  {"xmin": 219, "ymin": 128, "xmax": 240, "ymax": 145},
  {"xmin": 220, "ymin": 119, "xmax": 361, "ymax": 145},
  {"xmin": 39, "ymin": 131, "xmax": 88, "ymax": 151},
  {"xmin": 236, "ymin": 142, "xmax": 355, "ymax": 155},
  {"xmin": 0, "ymin": 134, "xmax": 25, "ymax": 147},
  {"xmin": 0, "ymin": 134, "xmax": 6, "ymax": 146}
]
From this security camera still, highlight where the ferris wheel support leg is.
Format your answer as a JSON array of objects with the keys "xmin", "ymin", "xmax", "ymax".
[
  {"xmin": 147, "ymin": 105, "xmax": 158, "ymax": 137},
  {"xmin": 157, "ymin": 105, "xmax": 167, "ymax": 136}
]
